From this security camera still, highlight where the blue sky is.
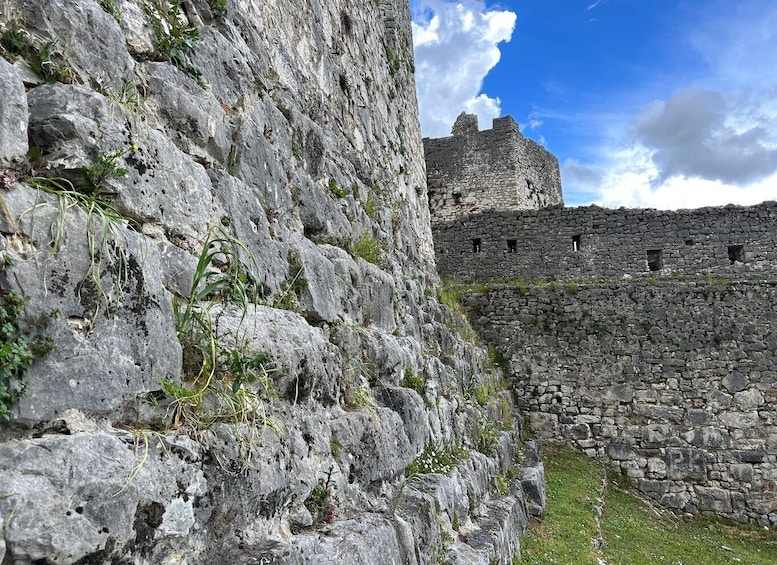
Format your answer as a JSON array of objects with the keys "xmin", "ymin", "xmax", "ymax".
[{"xmin": 410, "ymin": 0, "xmax": 777, "ymax": 209}]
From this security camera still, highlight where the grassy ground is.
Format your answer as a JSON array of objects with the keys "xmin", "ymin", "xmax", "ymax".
[
  {"xmin": 521, "ymin": 444, "xmax": 777, "ymax": 565},
  {"xmin": 520, "ymin": 445, "xmax": 602, "ymax": 564}
]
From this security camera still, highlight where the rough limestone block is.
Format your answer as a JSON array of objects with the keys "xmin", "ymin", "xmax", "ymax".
[
  {"xmin": 682, "ymin": 426, "xmax": 732, "ymax": 449},
  {"xmin": 719, "ymin": 410, "xmax": 759, "ymax": 429},
  {"xmin": 0, "ymin": 58, "xmax": 27, "ymax": 165},
  {"xmin": 695, "ymin": 486, "xmax": 732, "ymax": 513},
  {"xmin": 665, "ymin": 447, "xmax": 707, "ymax": 481},
  {"xmin": 27, "ymin": 84, "xmax": 217, "ymax": 243},
  {"xmin": 730, "ymin": 463, "xmax": 753, "ymax": 483},
  {"xmin": 293, "ymin": 173, "xmax": 351, "ymax": 246},
  {"xmin": 359, "ymin": 258, "xmax": 397, "ymax": 332},
  {"xmin": 158, "ymin": 497, "xmax": 195, "ymax": 537},
  {"xmin": 375, "ymin": 385, "xmax": 430, "ymax": 455},
  {"xmin": 293, "ymin": 514, "xmax": 408, "ymax": 565},
  {"xmin": 330, "ymin": 408, "xmax": 414, "ymax": 483},
  {"xmin": 747, "ymin": 492, "xmax": 777, "ymax": 514},
  {"xmin": 660, "ymin": 491, "xmax": 691, "ymax": 510},
  {"xmin": 209, "ymin": 170, "xmax": 288, "ymax": 296},
  {"xmin": 642, "ymin": 423, "xmax": 672, "ymax": 446},
  {"xmin": 294, "ymin": 235, "xmax": 347, "ymax": 324},
  {"xmin": 4, "ymin": 185, "xmax": 181, "ymax": 421},
  {"xmin": 462, "ymin": 495, "xmax": 526, "ymax": 563},
  {"xmin": 361, "ymin": 329, "xmax": 422, "ymax": 383},
  {"xmin": 530, "ymin": 412, "xmax": 558, "ymax": 435},
  {"xmin": 607, "ymin": 437, "xmax": 635, "ymax": 461},
  {"xmin": 11, "ymin": 0, "xmax": 135, "ymax": 94},
  {"xmin": 140, "ymin": 62, "xmax": 232, "ymax": 166},
  {"xmin": 722, "ymin": 372, "xmax": 749, "ymax": 392},
  {"xmin": 0, "ymin": 429, "xmax": 197, "ymax": 563},
  {"xmin": 639, "ymin": 479, "xmax": 668, "ymax": 495},
  {"xmin": 521, "ymin": 462, "xmax": 546, "ymax": 516},
  {"xmin": 734, "ymin": 388, "xmax": 765, "ymax": 410},
  {"xmin": 231, "ymin": 100, "xmax": 295, "ymax": 213},
  {"xmin": 603, "ymin": 383, "xmax": 634, "ymax": 403},
  {"xmin": 213, "ymin": 304, "xmax": 342, "ymax": 405}
]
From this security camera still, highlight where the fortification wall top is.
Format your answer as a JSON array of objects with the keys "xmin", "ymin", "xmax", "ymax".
[
  {"xmin": 423, "ymin": 113, "xmax": 563, "ymax": 222},
  {"xmin": 433, "ymin": 202, "xmax": 777, "ymax": 281}
]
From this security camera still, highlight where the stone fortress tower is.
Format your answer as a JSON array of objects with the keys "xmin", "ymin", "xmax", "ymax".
[{"xmin": 423, "ymin": 112, "xmax": 563, "ymax": 223}]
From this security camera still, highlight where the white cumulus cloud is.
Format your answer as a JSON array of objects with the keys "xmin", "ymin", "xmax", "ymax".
[{"xmin": 411, "ymin": 0, "xmax": 516, "ymax": 137}]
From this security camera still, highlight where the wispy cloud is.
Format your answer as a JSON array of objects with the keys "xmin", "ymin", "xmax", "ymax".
[
  {"xmin": 587, "ymin": 0, "xmax": 606, "ymax": 11},
  {"xmin": 411, "ymin": 0, "xmax": 516, "ymax": 137}
]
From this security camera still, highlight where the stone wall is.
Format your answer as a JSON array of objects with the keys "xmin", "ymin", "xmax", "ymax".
[
  {"xmin": 0, "ymin": 1, "xmax": 542, "ymax": 563},
  {"xmin": 423, "ymin": 113, "xmax": 562, "ymax": 223},
  {"xmin": 434, "ymin": 202, "xmax": 777, "ymax": 281},
  {"xmin": 462, "ymin": 281, "xmax": 777, "ymax": 525}
]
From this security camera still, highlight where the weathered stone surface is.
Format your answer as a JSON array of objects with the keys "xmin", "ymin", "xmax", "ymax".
[
  {"xmin": 722, "ymin": 372, "xmax": 750, "ymax": 393},
  {"xmin": 731, "ymin": 464, "xmax": 753, "ymax": 483},
  {"xmin": 660, "ymin": 491, "xmax": 691, "ymax": 510},
  {"xmin": 682, "ymin": 427, "xmax": 732, "ymax": 449},
  {"xmin": 696, "ymin": 486, "xmax": 732, "ymax": 513},
  {"xmin": 642, "ymin": 424, "xmax": 671, "ymax": 446},
  {"xmin": 665, "ymin": 448, "xmax": 706, "ymax": 481},
  {"xmin": 0, "ymin": 58, "xmax": 27, "ymax": 165},
  {"xmin": 293, "ymin": 514, "xmax": 409, "ymax": 564},
  {"xmin": 331, "ymin": 408, "xmax": 414, "ymax": 483},
  {"xmin": 0, "ymin": 0, "xmax": 539, "ymax": 563},
  {"xmin": 3, "ymin": 185, "xmax": 180, "ymax": 421},
  {"xmin": 294, "ymin": 235, "xmax": 348, "ymax": 324},
  {"xmin": 608, "ymin": 437, "xmax": 635, "ymax": 461},
  {"xmin": 375, "ymin": 386, "xmax": 430, "ymax": 455},
  {"xmin": 719, "ymin": 410, "xmax": 759, "ymax": 429},
  {"xmin": 27, "ymin": 83, "xmax": 217, "ymax": 242},
  {"xmin": 158, "ymin": 497, "xmax": 196, "ymax": 537},
  {"xmin": 209, "ymin": 170, "xmax": 288, "ymax": 296},
  {"xmin": 7, "ymin": 0, "xmax": 135, "ymax": 94},
  {"xmin": 639, "ymin": 479, "xmax": 668, "ymax": 495},
  {"xmin": 603, "ymin": 383, "xmax": 633, "ymax": 403},
  {"xmin": 521, "ymin": 460, "xmax": 546, "ymax": 516},
  {"xmin": 359, "ymin": 258, "xmax": 398, "ymax": 332},
  {"xmin": 0, "ymin": 427, "xmax": 196, "ymax": 563},
  {"xmin": 139, "ymin": 61, "xmax": 232, "ymax": 167},
  {"xmin": 734, "ymin": 388, "xmax": 764, "ymax": 410},
  {"xmin": 465, "ymin": 278, "xmax": 777, "ymax": 523},
  {"xmin": 214, "ymin": 304, "xmax": 342, "ymax": 405}
]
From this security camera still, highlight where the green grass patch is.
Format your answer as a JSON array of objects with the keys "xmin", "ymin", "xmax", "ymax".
[
  {"xmin": 521, "ymin": 445, "xmax": 777, "ymax": 565},
  {"xmin": 350, "ymin": 232, "xmax": 382, "ymax": 265},
  {"xmin": 521, "ymin": 445, "xmax": 602, "ymax": 564},
  {"xmin": 603, "ymin": 483, "xmax": 777, "ymax": 565}
]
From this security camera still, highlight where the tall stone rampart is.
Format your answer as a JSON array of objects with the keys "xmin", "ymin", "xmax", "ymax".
[
  {"xmin": 462, "ymin": 281, "xmax": 777, "ymax": 525},
  {"xmin": 424, "ymin": 113, "xmax": 562, "ymax": 222},
  {"xmin": 434, "ymin": 202, "xmax": 777, "ymax": 281},
  {"xmin": 0, "ymin": 1, "xmax": 541, "ymax": 563}
]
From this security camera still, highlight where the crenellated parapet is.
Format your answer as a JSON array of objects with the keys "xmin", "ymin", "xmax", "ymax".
[{"xmin": 423, "ymin": 112, "xmax": 563, "ymax": 223}]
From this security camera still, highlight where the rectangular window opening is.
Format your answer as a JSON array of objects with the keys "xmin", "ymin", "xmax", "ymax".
[
  {"xmin": 572, "ymin": 234, "xmax": 581, "ymax": 252},
  {"xmin": 507, "ymin": 239, "xmax": 517, "ymax": 253},
  {"xmin": 647, "ymin": 249, "xmax": 663, "ymax": 272},
  {"xmin": 472, "ymin": 238, "xmax": 482, "ymax": 253},
  {"xmin": 728, "ymin": 245, "xmax": 744, "ymax": 264}
]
